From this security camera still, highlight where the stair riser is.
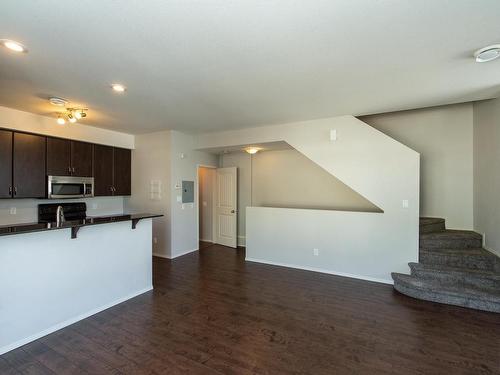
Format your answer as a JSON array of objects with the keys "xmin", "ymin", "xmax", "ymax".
[
  {"xmin": 420, "ymin": 252, "xmax": 496, "ymax": 271},
  {"xmin": 393, "ymin": 282, "xmax": 500, "ymax": 313},
  {"xmin": 420, "ymin": 238, "xmax": 482, "ymax": 249},
  {"xmin": 410, "ymin": 269, "xmax": 500, "ymax": 290},
  {"xmin": 420, "ymin": 222, "xmax": 445, "ymax": 234}
]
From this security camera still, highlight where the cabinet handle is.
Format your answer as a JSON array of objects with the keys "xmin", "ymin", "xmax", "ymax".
[
  {"xmin": 14, "ymin": 187, "xmax": 17, "ymax": 196},
  {"xmin": 73, "ymin": 167, "xmax": 76, "ymax": 173},
  {"xmin": 68, "ymin": 166, "xmax": 72, "ymax": 174},
  {"xmin": 9, "ymin": 186, "xmax": 12, "ymax": 195}
]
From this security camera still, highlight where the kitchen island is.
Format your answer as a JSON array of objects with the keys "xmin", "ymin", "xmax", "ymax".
[{"xmin": 0, "ymin": 213, "xmax": 162, "ymax": 355}]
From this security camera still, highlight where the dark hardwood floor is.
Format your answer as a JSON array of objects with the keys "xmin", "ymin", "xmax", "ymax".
[{"xmin": 2, "ymin": 244, "xmax": 500, "ymax": 374}]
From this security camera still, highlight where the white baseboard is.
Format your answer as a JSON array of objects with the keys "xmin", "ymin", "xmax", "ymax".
[
  {"xmin": 484, "ymin": 245, "xmax": 500, "ymax": 258},
  {"xmin": 199, "ymin": 239, "xmax": 214, "ymax": 243},
  {"xmin": 152, "ymin": 252, "xmax": 169, "ymax": 259},
  {"xmin": 170, "ymin": 247, "xmax": 199, "ymax": 259},
  {"xmin": 245, "ymin": 257, "xmax": 393, "ymax": 285},
  {"xmin": 0, "ymin": 286, "xmax": 153, "ymax": 356}
]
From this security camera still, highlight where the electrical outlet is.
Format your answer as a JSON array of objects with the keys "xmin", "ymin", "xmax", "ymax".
[
  {"xmin": 153, "ymin": 237, "xmax": 158, "ymax": 244},
  {"xmin": 91, "ymin": 203, "xmax": 98, "ymax": 210},
  {"xmin": 313, "ymin": 248, "xmax": 319, "ymax": 256},
  {"xmin": 10, "ymin": 207, "xmax": 16, "ymax": 215}
]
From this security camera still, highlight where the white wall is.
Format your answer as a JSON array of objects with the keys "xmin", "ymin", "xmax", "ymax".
[
  {"xmin": 0, "ymin": 106, "xmax": 134, "ymax": 149},
  {"xmin": 125, "ymin": 130, "xmax": 171, "ymax": 257},
  {"xmin": 473, "ymin": 97, "xmax": 500, "ymax": 257},
  {"xmin": 360, "ymin": 103, "xmax": 473, "ymax": 229},
  {"xmin": 170, "ymin": 131, "xmax": 218, "ymax": 257},
  {"xmin": 198, "ymin": 167, "xmax": 215, "ymax": 242},
  {"xmin": 198, "ymin": 115, "xmax": 420, "ymax": 283},
  {"xmin": 0, "ymin": 219, "xmax": 153, "ymax": 355}
]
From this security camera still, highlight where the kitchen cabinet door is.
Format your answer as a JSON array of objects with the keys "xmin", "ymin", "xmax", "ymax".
[
  {"xmin": 47, "ymin": 137, "xmax": 71, "ymax": 176},
  {"xmin": 0, "ymin": 130, "xmax": 12, "ymax": 198},
  {"xmin": 113, "ymin": 147, "xmax": 131, "ymax": 196},
  {"xmin": 93, "ymin": 144, "xmax": 114, "ymax": 196},
  {"xmin": 13, "ymin": 132, "xmax": 46, "ymax": 198},
  {"xmin": 71, "ymin": 141, "xmax": 93, "ymax": 177}
]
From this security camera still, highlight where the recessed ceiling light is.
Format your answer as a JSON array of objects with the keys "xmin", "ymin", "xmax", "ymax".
[
  {"xmin": 57, "ymin": 115, "xmax": 66, "ymax": 125},
  {"xmin": 474, "ymin": 44, "xmax": 500, "ymax": 63},
  {"xmin": 111, "ymin": 83, "xmax": 126, "ymax": 93},
  {"xmin": 0, "ymin": 39, "xmax": 27, "ymax": 53}
]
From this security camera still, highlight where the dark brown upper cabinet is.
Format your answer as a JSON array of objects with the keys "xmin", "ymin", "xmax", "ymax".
[
  {"xmin": 0, "ymin": 130, "xmax": 13, "ymax": 198},
  {"xmin": 113, "ymin": 147, "xmax": 131, "ymax": 196},
  {"xmin": 71, "ymin": 141, "xmax": 93, "ymax": 177},
  {"xmin": 13, "ymin": 132, "xmax": 46, "ymax": 198},
  {"xmin": 93, "ymin": 144, "xmax": 114, "ymax": 196},
  {"xmin": 47, "ymin": 137, "xmax": 71, "ymax": 176},
  {"xmin": 47, "ymin": 138, "xmax": 93, "ymax": 177},
  {"xmin": 93, "ymin": 145, "xmax": 131, "ymax": 197}
]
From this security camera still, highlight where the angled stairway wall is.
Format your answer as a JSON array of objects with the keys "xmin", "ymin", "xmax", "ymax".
[{"xmin": 196, "ymin": 115, "xmax": 420, "ymax": 283}]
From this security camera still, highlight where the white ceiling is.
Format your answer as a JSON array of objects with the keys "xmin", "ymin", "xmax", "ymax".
[{"xmin": 1, "ymin": 1, "xmax": 500, "ymax": 134}]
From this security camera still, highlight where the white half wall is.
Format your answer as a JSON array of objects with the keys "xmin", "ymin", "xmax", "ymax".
[
  {"xmin": 197, "ymin": 115, "xmax": 420, "ymax": 283},
  {"xmin": 473, "ymin": 98, "xmax": 500, "ymax": 257},
  {"xmin": 0, "ymin": 106, "xmax": 134, "ymax": 149},
  {"xmin": 0, "ymin": 219, "xmax": 153, "ymax": 355}
]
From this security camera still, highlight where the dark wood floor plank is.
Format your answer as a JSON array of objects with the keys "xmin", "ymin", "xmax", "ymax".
[
  {"xmin": 22, "ymin": 341, "xmax": 88, "ymax": 375},
  {"xmin": 1, "ymin": 244, "xmax": 499, "ymax": 374},
  {"xmin": 2, "ymin": 348, "xmax": 56, "ymax": 375}
]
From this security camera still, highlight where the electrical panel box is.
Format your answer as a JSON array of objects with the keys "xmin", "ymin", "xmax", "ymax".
[{"xmin": 182, "ymin": 180, "xmax": 194, "ymax": 203}]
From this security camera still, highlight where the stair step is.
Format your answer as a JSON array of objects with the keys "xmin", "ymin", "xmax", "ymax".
[
  {"xmin": 419, "ymin": 217, "xmax": 445, "ymax": 234},
  {"xmin": 409, "ymin": 262, "xmax": 500, "ymax": 290},
  {"xmin": 392, "ymin": 273, "xmax": 500, "ymax": 313},
  {"xmin": 420, "ymin": 248, "xmax": 497, "ymax": 271},
  {"xmin": 420, "ymin": 230, "xmax": 482, "ymax": 249}
]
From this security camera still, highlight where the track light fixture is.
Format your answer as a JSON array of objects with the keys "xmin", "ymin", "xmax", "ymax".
[{"xmin": 54, "ymin": 108, "xmax": 88, "ymax": 125}]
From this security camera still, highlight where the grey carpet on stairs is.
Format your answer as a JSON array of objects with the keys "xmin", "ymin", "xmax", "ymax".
[{"xmin": 392, "ymin": 217, "xmax": 500, "ymax": 313}]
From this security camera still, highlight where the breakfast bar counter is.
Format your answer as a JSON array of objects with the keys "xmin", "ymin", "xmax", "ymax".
[{"xmin": 0, "ymin": 212, "xmax": 162, "ymax": 355}]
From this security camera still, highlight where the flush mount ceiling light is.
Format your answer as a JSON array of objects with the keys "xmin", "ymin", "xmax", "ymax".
[
  {"xmin": 474, "ymin": 44, "xmax": 500, "ymax": 63},
  {"xmin": 0, "ymin": 39, "xmax": 28, "ymax": 53},
  {"xmin": 245, "ymin": 147, "xmax": 260, "ymax": 155},
  {"xmin": 49, "ymin": 97, "xmax": 68, "ymax": 107},
  {"xmin": 111, "ymin": 83, "xmax": 126, "ymax": 93}
]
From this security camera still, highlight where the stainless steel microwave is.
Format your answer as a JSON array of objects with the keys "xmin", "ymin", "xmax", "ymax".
[{"xmin": 47, "ymin": 176, "xmax": 94, "ymax": 199}]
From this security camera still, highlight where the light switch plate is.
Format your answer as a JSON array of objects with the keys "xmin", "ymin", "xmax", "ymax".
[
  {"xmin": 330, "ymin": 129, "xmax": 337, "ymax": 141},
  {"xmin": 402, "ymin": 199, "xmax": 409, "ymax": 208}
]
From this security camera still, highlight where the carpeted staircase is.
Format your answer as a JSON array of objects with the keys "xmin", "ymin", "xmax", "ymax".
[{"xmin": 392, "ymin": 218, "xmax": 500, "ymax": 313}]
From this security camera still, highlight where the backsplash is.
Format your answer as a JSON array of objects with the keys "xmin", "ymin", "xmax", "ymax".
[{"xmin": 0, "ymin": 196, "xmax": 124, "ymax": 225}]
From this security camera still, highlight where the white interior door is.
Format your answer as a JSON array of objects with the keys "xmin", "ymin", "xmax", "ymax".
[{"xmin": 215, "ymin": 167, "xmax": 237, "ymax": 248}]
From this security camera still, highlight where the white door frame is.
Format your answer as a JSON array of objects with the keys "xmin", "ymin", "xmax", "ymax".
[{"xmin": 196, "ymin": 164, "xmax": 217, "ymax": 246}]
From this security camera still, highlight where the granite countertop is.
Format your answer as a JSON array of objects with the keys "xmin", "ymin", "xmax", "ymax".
[{"xmin": 0, "ymin": 213, "xmax": 163, "ymax": 238}]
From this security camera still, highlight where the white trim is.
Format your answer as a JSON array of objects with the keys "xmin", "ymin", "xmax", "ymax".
[
  {"xmin": 245, "ymin": 257, "xmax": 393, "ymax": 285},
  {"xmin": 152, "ymin": 252, "xmax": 170, "ymax": 259},
  {"xmin": 0, "ymin": 286, "xmax": 153, "ymax": 356},
  {"xmin": 170, "ymin": 247, "xmax": 199, "ymax": 259}
]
